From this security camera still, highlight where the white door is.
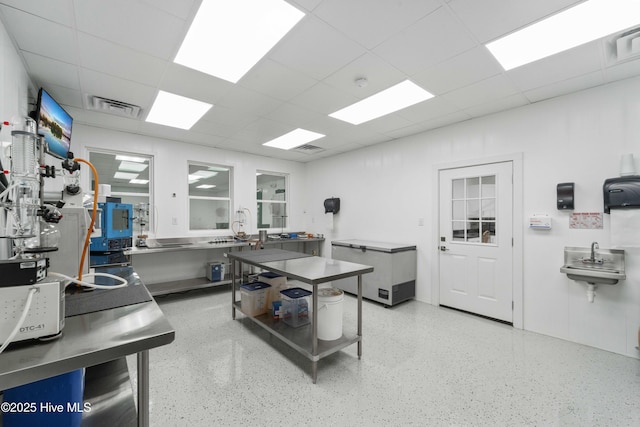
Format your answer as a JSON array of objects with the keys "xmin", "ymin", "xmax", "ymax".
[{"xmin": 438, "ymin": 162, "xmax": 513, "ymax": 323}]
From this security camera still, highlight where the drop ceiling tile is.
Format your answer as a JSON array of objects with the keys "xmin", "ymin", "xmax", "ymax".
[
  {"xmin": 139, "ymin": 0, "xmax": 198, "ymax": 20},
  {"xmin": 23, "ymin": 52, "xmax": 80, "ymax": 90},
  {"xmin": 269, "ymin": 15, "xmax": 366, "ymax": 80},
  {"xmin": 448, "ymin": 0, "xmax": 583, "ymax": 43},
  {"xmin": 442, "ymin": 74, "xmax": 519, "ymax": 109},
  {"xmin": 313, "ymin": 0, "xmax": 441, "ymax": 49},
  {"xmin": 386, "ymin": 111, "xmax": 473, "ymax": 138},
  {"xmin": 231, "ymin": 118, "xmax": 293, "ymax": 144},
  {"xmin": 161, "ymin": 63, "xmax": 234, "ymax": 104},
  {"xmin": 397, "ymin": 96, "xmax": 460, "ymax": 123},
  {"xmin": 203, "ymin": 105, "xmax": 257, "ymax": 128},
  {"xmin": 78, "ymin": 68, "xmax": 157, "ymax": 109},
  {"xmin": 263, "ymin": 102, "xmax": 325, "ymax": 128},
  {"xmin": 323, "ymin": 53, "xmax": 407, "ymax": 99},
  {"xmin": 191, "ymin": 117, "xmax": 243, "ymax": 139},
  {"xmin": 288, "ymin": 0, "xmax": 323, "ymax": 13},
  {"xmin": 239, "ymin": 59, "xmax": 318, "ymax": 102},
  {"xmin": 523, "ymin": 71, "xmax": 604, "ymax": 103},
  {"xmin": 463, "ymin": 93, "xmax": 530, "ymax": 118},
  {"xmin": 77, "ymin": 33, "xmax": 167, "ymax": 87},
  {"xmin": 412, "ymin": 46, "xmax": 502, "ymax": 95},
  {"xmin": 41, "ymin": 85, "xmax": 83, "ymax": 109},
  {"xmin": 74, "ymin": 0, "xmax": 186, "ymax": 60},
  {"xmin": 0, "ymin": 6, "xmax": 78, "ymax": 63},
  {"xmin": 0, "ymin": 0, "xmax": 74, "ymax": 26},
  {"xmin": 290, "ymin": 81, "xmax": 359, "ymax": 115},
  {"xmin": 605, "ymin": 57, "xmax": 640, "ymax": 83},
  {"xmin": 508, "ymin": 41, "xmax": 602, "ymax": 92},
  {"xmin": 373, "ymin": 6, "xmax": 476, "ymax": 76},
  {"xmin": 360, "ymin": 113, "xmax": 415, "ymax": 136},
  {"xmin": 215, "ymin": 85, "xmax": 283, "ymax": 118}
]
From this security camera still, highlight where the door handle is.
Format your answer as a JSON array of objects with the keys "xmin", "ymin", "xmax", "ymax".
[{"xmin": 440, "ymin": 246, "xmax": 449, "ymax": 252}]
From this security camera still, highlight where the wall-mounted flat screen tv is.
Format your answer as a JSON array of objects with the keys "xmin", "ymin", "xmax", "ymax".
[{"xmin": 36, "ymin": 88, "xmax": 73, "ymax": 160}]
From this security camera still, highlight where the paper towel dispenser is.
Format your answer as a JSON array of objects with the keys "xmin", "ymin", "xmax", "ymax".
[{"xmin": 603, "ymin": 176, "xmax": 640, "ymax": 213}]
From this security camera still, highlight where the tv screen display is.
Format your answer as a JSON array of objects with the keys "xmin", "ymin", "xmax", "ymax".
[{"xmin": 37, "ymin": 88, "xmax": 73, "ymax": 160}]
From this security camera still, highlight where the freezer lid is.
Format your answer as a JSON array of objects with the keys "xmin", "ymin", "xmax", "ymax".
[{"xmin": 331, "ymin": 239, "xmax": 416, "ymax": 253}]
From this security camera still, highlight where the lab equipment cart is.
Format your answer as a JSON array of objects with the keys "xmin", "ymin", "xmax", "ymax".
[
  {"xmin": 331, "ymin": 239, "xmax": 417, "ymax": 306},
  {"xmin": 226, "ymin": 248, "xmax": 373, "ymax": 384}
]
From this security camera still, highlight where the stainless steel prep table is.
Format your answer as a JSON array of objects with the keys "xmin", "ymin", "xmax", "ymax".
[
  {"xmin": 226, "ymin": 248, "xmax": 373, "ymax": 383},
  {"xmin": 0, "ymin": 268, "xmax": 175, "ymax": 427}
]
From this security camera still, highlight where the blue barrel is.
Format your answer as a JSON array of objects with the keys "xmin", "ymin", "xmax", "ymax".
[{"xmin": 3, "ymin": 369, "xmax": 85, "ymax": 427}]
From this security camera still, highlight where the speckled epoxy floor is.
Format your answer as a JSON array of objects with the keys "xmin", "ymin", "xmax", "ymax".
[{"xmin": 127, "ymin": 286, "xmax": 640, "ymax": 426}]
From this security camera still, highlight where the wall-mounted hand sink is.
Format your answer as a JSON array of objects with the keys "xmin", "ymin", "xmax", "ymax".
[{"xmin": 560, "ymin": 246, "xmax": 626, "ymax": 285}]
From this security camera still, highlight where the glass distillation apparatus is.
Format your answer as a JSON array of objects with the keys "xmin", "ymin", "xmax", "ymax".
[{"xmin": 0, "ymin": 118, "xmax": 65, "ymax": 350}]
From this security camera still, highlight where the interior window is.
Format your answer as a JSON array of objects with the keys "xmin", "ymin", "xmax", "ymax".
[
  {"xmin": 188, "ymin": 162, "xmax": 231, "ymax": 230},
  {"xmin": 257, "ymin": 172, "xmax": 287, "ymax": 230},
  {"xmin": 451, "ymin": 175, "xmax": 496, "ymax": 244},
  {"xmin": 88, "ymin": 150, "xmax": 152, "ymax": 238}
]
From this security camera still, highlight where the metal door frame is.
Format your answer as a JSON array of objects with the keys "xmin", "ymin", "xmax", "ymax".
[{"xmin": 432, "ymin": 153, "xmax": 524, "ymax": 329}]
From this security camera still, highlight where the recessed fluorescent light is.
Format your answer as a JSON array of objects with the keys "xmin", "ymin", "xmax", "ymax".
[
  {"xmin": 114, "ymin": 172, "xmax": 138, "ymax": 180},
  {"xmin": 115, "ymin": 155, "xmax": 147, "ymax": 163},
  {"xmin": 129, "ymin": 179, "xmax": 149, "ymax": 184},
  {"xmin": 262, "ymin": 128, "xmax": 325, "ymax": 150},
  {"xmin": 119, "ymin": 161, "xmax": 148, "ymax": 172},
  {"xmin": 146, "ymin": 90, "xmax": 212, "ymax": 130},
  {"xmin": 196, "ymin": 184, "xmax": 216, "ymax": 189},
  {"xmin": 174, "ymin": 0, "xmax": 304, "ymax": 83},
  {"xmin": 329, "ymin": 80, "xmax": 434, "ymax": 125},
  {"xmin": 486, "ymin": 0, "xmax": 640, "ymax": 70},
  {"xmin": 192, "ymin": 170, "xmax": 218, "ymax": 179}
]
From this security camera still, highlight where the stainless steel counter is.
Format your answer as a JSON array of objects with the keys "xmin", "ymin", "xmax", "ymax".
[
  {"xmin": 0, "ymin": 268, "xmax": 175, "ymax": 427},
  {"xmin": 226, "ymin": 248, "xmax": 373, "ymax": 383}
]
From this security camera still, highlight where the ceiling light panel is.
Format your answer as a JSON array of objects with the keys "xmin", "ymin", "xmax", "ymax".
[
  {"xmin": 263, "ymin": 128, "xmax": 325, "ymax": 150},
  {"xmin": 114, "ymin": 172, "xmax": 139, "ymax": 180},
  {"xmin": 119, "ymin": 160, "xmax": 148, "ymax": 172},
  {"xmin": 329, "ymin": 80, "xmax": 434, "ymax": 125},
  {"xmin": 129, "ymin": 179, "xmax": 149, "ymax": 184},
  {"xmin": 174, "ymin": 0, "xmax": 305, "ymax": 83},
  {"xmin": 486, "ymin": 0, "xmax": 640, "ymax": 71},
  {"xmin": 146, "ymin": 90, "xmax": 213, "ymax": 130}
]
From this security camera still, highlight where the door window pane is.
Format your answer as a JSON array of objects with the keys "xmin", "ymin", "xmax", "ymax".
[{"xmin": 450, "ymin": 174, "xmax": 497, "ymax": 244}]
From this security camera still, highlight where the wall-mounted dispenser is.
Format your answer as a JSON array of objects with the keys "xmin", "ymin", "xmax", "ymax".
[
  {"xmin": 603, "ymin": 176, "xmax": 640, "ymax": 213},
  {"xmin": 324, "ymin": 197, "xmax": 340, "ymax": 214},
  {"xmin": 557, "ymin": 182, "xmax": 574, "ymax": 210}
]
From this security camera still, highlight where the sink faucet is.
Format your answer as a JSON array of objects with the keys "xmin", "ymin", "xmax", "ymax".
[{"xmin": 590, "ymin": 242, "xmax": 599, "ymax": 263}]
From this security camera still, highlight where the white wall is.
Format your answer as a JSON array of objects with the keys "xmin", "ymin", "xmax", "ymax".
[
  {"xmin": 70, "ymin": 125, "xmax": 307, "ymax": 238},
  {"xmin": 304, "ymin": 76, "xmax": 640, "ymax": 359}
]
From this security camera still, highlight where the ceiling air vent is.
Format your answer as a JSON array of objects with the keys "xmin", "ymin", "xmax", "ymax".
[
  {"xmin": 85, "ymin": 94, "xmax": 142, "ymax": 119},
  {"xmin": 294, "ymin": 144, "xmax": 325, "ymax": 154},
  {"xmin": 615, "ymin": 27, "xmax": 640, "ymax": 62}
]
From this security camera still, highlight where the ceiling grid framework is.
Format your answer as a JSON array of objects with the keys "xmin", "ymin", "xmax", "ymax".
[{"xmin": 0, "ymin": 0, "xmax": 639, "ymax": 162}]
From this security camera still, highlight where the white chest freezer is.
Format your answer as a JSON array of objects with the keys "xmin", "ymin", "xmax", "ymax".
[{"xmin": 331, "ymin": 239, "xmax": 416, "ymax": 306}]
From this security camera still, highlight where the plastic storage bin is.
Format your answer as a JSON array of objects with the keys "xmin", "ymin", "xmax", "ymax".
[
  {"xmin": 280, "ymin": 287, "xmax": 312, "ymax": 327},
  {"xmin": 258, "ymin": 272, "xmax": 287, "ymax": 317},
  {"xmin": 240, "ymin": 282, "xmax": 271, "ymax": 316}
]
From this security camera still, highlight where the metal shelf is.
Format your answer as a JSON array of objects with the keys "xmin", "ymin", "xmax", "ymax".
[
  {"xmin": 233, "ymin": 302, "xmax": 360, "ymax": 362},
  {"xmin": 147, "ymin": 277, "xmax": 231, "ymax": 296}
]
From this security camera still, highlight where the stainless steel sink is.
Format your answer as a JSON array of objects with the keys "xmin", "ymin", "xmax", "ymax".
[{"xmin": 560, "ymin": 246, "xmax": 626, "ymax": 285}]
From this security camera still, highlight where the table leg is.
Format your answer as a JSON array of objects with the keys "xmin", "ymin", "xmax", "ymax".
[
  {"xmin": 231, "ymin": 259, "xmax": 236, "ymax": 320},
  {"xmin": 137, "ymin": 350, "xmax": 150, "ymax": 427},
  {"xmin": 357, "ymin": 274, "xmax": 362, "ymax": 359},
  {"xmin": 312, "ymin": 360, "xmax": 317, "ymax": 384}
]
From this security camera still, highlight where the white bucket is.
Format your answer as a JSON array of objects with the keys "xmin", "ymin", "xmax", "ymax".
[{"xmin": 317, "ymin": 288, "xmax": 344, "ymax": 341}]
